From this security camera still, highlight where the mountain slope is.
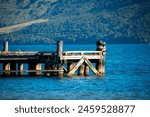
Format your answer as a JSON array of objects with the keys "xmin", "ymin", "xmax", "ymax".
[{"xmin": 0, "ymin": 0, "xmax": 150, "ymax": 44}]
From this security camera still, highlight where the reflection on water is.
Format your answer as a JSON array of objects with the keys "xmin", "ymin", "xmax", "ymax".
[{"xmin": 0, "ymin": 44, "xmax": 150, "ymax": 100}]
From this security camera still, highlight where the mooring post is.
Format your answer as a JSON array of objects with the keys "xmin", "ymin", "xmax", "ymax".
[
  {"xmin": 3, "ymin": 40, "xmax": 8, "ymax": 52},
  {"xmin": 18, "ymin": 63, "xmax": 24, "ymax": 76},
  {"xmin": 57, "ymin": 41, "xmax": 64, "ymax": 78},
  {"xmin": 96, "ymin": 41, "xmax": 106, "ymax": 76}
]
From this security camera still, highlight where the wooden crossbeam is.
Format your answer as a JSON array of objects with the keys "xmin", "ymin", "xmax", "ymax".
[
  {"xmin": 84, "ymin": 58, "xmax": 101, "ymax": 76},
  {"xmin": 68, "ymin": 58, "xmax": 84, "ymax": 77}
]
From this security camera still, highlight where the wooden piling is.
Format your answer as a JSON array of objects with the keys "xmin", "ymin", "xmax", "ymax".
[
  {"xmin": 3, "ymin": 40, "xmax": 8, "ymax": 52},
  {"xmin": 35, "ymin": 63, "xmax": 42, "ymax": 75},
  {"xmin": 78, "ymin": 64, "xmax": 85, "ymax": 76},
  {"xmin": 84, "ymin": 64, "xmax": 89, "ymax": 76},
  {"xmin": 58, "ymin": 64, "xmax": 63, "ymax": 78},
  {"xmin": 57, "ymin": 40, "xmax": 63, "ymax": 59},
  {"xmin": 18, "ymin": 63, "xmax": 24, "ymax": 76},
  {"xmin": 96, "ymin": 59, "xmax": 105, "ymax": 76},
  {"xmin": 96, "ymin": 41, "xmax": 106, "ymax": 76},
  {"xmin": 57, "ymin": 40, "xmax": 64, "ymax": 77},
  {"xmin": 3, "ymin": 62, "xmax": 10, "ymax": 76}
]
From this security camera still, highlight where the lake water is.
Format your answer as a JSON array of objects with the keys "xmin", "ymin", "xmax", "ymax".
[{"xmin": 0, "ymin": 44, "xmax": 150, "ymax": 100}]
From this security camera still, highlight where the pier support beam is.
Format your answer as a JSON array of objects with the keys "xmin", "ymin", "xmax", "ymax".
[
  {"xmin": 3, "ymin": 40, "xmax": 8, "ymax": 52},
  {"xmin": 78, "ymin": 64, "xmax": 85, "ymax": 76},
  {"xmin": 3, "ymin": 63, "xmax": 10, "ymax": 76},
  {"xmin": 35, "ymin": 63, "xmax": 42, "ymax": 75},
  {"xmin": 96, "ymin": 59, "xmax": 105, "ymax": 76},
  {"xmin": 84, "ymin": 64, "xmax": 89, "ymax": 76},
  {"xmin": 58, "ymin": 64, "xmax": 63, "ymax": 78},
  {"xmin": 57, "ymin": 40, "xmax": 63, "ymax": 78},
  {"xmin": 18, "ymin": 63, "xmax": 24, "ymax": 76}
]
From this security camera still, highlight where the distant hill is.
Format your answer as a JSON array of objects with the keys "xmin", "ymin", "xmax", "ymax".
[{"xmin": 0, "ymin": 0, "xmax": 150, "ymax": 44}]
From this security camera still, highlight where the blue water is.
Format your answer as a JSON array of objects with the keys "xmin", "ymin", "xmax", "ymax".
[{"xmin": 0, "ymin": 44, "xmax": 150, "ymax": 100}]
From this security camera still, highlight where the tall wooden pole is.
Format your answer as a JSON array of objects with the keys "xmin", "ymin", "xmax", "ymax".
[
  {"xmin": 3, "ymin": 40, "xmax": 8, "ymax": 52},
  {"xmin": 57, "ymin": 40, "xmax": 63, "ymax": 60},
  {"xmin": 96, "ymin": 41, "xmax": 106, "ymax": 76},
  {"xmin": 57, "ymin": 41, "xmax": 63, "ymax": 78}
]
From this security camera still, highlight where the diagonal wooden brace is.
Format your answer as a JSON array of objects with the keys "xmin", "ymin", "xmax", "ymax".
[
  {"xmin": 84, "ymin": 57, "xmax": 101, "ymax": 76},
  {"xmin": 68, "ymin": 58, "xmax": 84, "ymax": 77}
]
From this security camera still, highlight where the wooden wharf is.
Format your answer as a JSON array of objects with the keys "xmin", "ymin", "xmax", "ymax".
[{"xmin": 0, "ymin": 40, "xmax": 106, "ymax": 78}]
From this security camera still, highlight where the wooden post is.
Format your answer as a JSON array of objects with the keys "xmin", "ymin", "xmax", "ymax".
[
  {"xmin": 10, "ymin": 62, "xmax": 16, "ymax": 76},
  {"xmin": 84, "ymin": 64, "xmax": 89, "ymax": 76},
  {"xmin": 57, "ymin": 40, "xmax": 63, "ymax": 60},
  {"xmin": 3, "ymin": 62, "xmax": 10, "ymax": 76},
  {"xmin": 35, "ymin": 63, "xmax": 42, "ymax": 75},
  {"xmin": 18, "ymin": 63, "xmax": 24, "ymax": 76},
  {"xmin": 96, "ymin": 59, "xmax": 105, "ymax": 76},
  {"xmin": 58, "ymin": 64, "xmax": 63, "ymax": 78},
  {"xmin": 57, "ymin": 40, "xmax": 63, "ymax": 78},
  {"xmin": 96, "ymin": 41, "xmax": 106, "ymax": 76},
  {"xmin": 78, "ymin": 64, "xmax": 85, "ymax": 76},
  {"xmin": 3, "ymin": 40, "xmax": 8, "ymax": 52}
]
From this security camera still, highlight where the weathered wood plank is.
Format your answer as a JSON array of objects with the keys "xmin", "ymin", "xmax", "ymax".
[
  {"xmin": 63, "ymin": 51, "xmax": 102, "ymax": 54},
  {"xmin": 68, "ymin": 58, "xmax": 84, "ymax": 77},
  {"xmin": 84, "ymin": 58, "xmax": 101, "ymax": 76},
  {"xmin": 63, "ymin": 55, "xmax": 103, "ymax": 60}
]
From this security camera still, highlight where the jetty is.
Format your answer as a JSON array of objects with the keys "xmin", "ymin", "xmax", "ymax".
[{"xmin": 0, "ymin": 40, "xmax": 106, "ymax": 78}]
